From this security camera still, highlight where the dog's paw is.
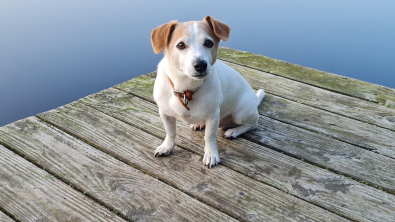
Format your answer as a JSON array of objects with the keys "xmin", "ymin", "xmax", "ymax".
[
  {"xmin": 154, "ymin": 143, "xmax": 174, "ymax": 157},
  {"xmin": 202, "ymin": 150, "xmax": 220, "ymax": 168},
  {"xmin": 190, "ymin": 124, "xmax": 205, "ymax": 131},
  {"xmin": 223, "ymin": 128, "xmax": 240, "ymax": 139}
]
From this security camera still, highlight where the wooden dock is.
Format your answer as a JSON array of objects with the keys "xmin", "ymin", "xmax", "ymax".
[{"xmin": 0, "ymin": 47, "xmax": 394, "ymax": 222}]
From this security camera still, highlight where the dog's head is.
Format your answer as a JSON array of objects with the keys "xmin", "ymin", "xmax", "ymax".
[{"xmin": 151, "ymin": 16, "xmax": 230, "ymax": 80}]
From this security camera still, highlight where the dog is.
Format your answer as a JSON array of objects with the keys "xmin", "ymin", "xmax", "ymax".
[{"xmin": 151, "ymin": 16, "xmax": 265, "ymax": 168}]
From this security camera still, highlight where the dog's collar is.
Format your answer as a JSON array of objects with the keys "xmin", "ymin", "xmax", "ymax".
[{"xmin": 167, "ymin": 76, "xmax": 198, "ymax": 111}]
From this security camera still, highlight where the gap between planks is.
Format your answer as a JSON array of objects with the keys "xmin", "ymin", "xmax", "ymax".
[
  {"xmin": 34, "ymin": 102, "xmax": 349, "ymax": 222},
  {"xmin": 221, "ymin": 60, "xmax": 395, "ymax": 132},
  {"xmin": 218, "ymin": 47, "xmax": 395, "ymax": 109},
  {"xmin": 112, "ymin": 76, "xmax": 395, "ymax": 192},
  {"xmin": 0, "ymin": 209, "xmax": 15, "ymax": 222},
  {"xmin": 113, "ymin": 71, "xmax": 395, "ymax": 160},
  {"xmin": 258, "ymin": 93, "xmax": 395, "ymax": 159},
  {"xmin": 80, "ymin": 87, "xmax": 395, "ymax": 222},
  {"xmin": 0, "ymin": 117, "xmax": 236, "ymax": 222},
  {"xmin": 0, "ymin": 138, "xmax": 130, "ymax": 222},
  {"xmin": 0, "ymin": 144, "xmax": 125, "ymax": 222},
  {"xmin": 110, "ymin": 82, "xmax": 395, "ymax": 193}
]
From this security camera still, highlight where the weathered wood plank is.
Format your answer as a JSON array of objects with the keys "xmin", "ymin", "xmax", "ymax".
[
  {"xmin": 0, "ymin": 211, "xmax": 14, "ymax": 222},
  {"xmin": 115, "ymin": 72, "xmax": 395, "ymax": 159},
  {"xmin": 0, "ymin": 144, "xmax": 124, "ymax": 222},
  {"xmin": 80, "ymin": 88, "xmax": 395, "ymax": 222},
  {"xmin": 114, "ymin": 72, "xmax": 157, "ymax": 101},
  {"xmin": 260, "ymin": 94, "xmax": 395, "ymax": 159},
  {"xmin": 97, "ymin": 87, "xmax": 395, "ymax": 192},
  {"xmin": 0, "ymin": 118, "xmax": 235, "ymax": 222},
  {"xmin": 37, "ymin": 102, "xmax": 349, "ymax": 222},
  {"xmin": 222, "ymin": 61, "xmax": 395, "ymax": 131},
  {"xmin": 218, "ymin": 47, "xmax": 395, "ymax": 108}
]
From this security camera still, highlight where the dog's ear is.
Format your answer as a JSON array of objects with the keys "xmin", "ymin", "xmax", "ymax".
[
  {"xmin": 151, "ymin": 20, "xmax": 178, "ymax": 54},
  {"xmin": 204, "ymin": 16, "xmax": 231, "ymax": 41}
]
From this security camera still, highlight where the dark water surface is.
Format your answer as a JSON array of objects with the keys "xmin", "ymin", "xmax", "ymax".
[{"xmin": 1, "ymin": 1, "xmax": 395, "ymax": 126}]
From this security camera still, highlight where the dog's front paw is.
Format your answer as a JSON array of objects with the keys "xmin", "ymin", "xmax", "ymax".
[
  {"xmin": 202, "ymin": 149, "xmax": 220, "ymax": 168},
  {"xmin": 154, "ymin": 142, "xmax": 174, "ymax": 157},
  {"xmin": 190, "ymin": 124, "xmax": 205, "ymax": 131}
]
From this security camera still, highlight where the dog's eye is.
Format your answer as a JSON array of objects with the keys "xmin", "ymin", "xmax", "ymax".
[
  {"xmin": 204, "ymin": 40, "xmax": 214, "ymax": 48},
  {"xmin": 177, "ymin": 42, "xmax": 186, "ymax": 50}
]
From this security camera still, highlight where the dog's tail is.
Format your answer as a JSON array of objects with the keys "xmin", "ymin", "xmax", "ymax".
[{"xmin": 256, "ymin": 89, "xmax": 265, "ymax": 107}]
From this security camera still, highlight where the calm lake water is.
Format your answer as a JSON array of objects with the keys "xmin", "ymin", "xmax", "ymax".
[{"xmin": 1, "ymin": 1, "xmax": 395, "ymax": 126}]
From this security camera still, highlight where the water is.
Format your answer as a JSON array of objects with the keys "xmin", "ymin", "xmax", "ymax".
[{"xmin": 1, "ymin": 0, "xmax": 395, "ymax": 126}]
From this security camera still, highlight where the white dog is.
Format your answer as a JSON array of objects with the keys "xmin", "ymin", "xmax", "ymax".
[{"xmin": 151, "ymin": 16, "xmax": 265, "ymax": 168}]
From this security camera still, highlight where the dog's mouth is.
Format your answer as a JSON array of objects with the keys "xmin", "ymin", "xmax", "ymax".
[
  {"xmin": 191, "ymin": 71, "xmax": 209, "ymax": 79},
  {"xmin": 191, "ymin": 76, "xmax": 207, "ymax": 81},
  {"xmin": 191, "ymin": 75, "xmax": 208, "ymax": 80}
]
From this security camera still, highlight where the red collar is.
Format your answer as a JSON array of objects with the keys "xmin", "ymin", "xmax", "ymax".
[{"xmin": 167, "ymin": 77, "xmax": 196, "ymax": 111}]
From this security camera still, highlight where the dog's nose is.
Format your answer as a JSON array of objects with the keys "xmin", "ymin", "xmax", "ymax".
[{"xmin": 193, "ymin": 60, "xmax": 207, "ymax": 73}]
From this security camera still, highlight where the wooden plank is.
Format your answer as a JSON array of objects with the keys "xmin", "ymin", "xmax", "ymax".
[
  {"xmin": 37, "ymin": 102, "xmax": 349, "ymax": 222},
  {"xmin": 222, "ymin": 61, "xmax": 395, "ymax": 131},
  {"xmin": 90, "ymin": 88, "xmax": 395, "ymax": 192},
  {"xmin": 114, "ymin": 72, "xmax": 157, "ymax": 101},
  {"xmin": 0, "ymin": 118, "xmax": 235, "ymax": 222},
  {"xmin": 114, "ymin": 72, "xmax": 395, "ymax": 159},
  {"xmin": 0, "ymin": 144, "xmax": 124, "ymax": 222},
  {"xmin": 246, "ymin": 116, "xmax": 395, "ymax": 189},
  {"xmin": 260, "ymin": 94, "xmax": 395, "ymax": 159},
  {"xmin": 218, "ymin": 47, "xmax": 395, "ymax": 108},
  {"xmin": 0, "ymin": 211, "xmax": 14, "ymax": 222},
  {"xmin": 79, "ymin": 88, "xmax": 395, "ymax": 222}
]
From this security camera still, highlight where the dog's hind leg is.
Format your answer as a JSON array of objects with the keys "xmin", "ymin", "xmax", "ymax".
[
  {"xmin": 223, "ymin": 123, "xmax": 257, "ymax": 139},
  {"xmin": 190, "ymin": 124, "xmax": 205, "ymax": 131},
  {"xmin": 223, "ymin": 93, "xmax": 261, "ymax": 139}
]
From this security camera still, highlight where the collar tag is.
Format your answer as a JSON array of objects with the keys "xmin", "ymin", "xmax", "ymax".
[
  {"xmin": 173, "ymin": 91, "xmax": 189, "ymax": 106},
  {"xmin": 183, "ymin": 93, "xmax": 189, "ymax": 105}
]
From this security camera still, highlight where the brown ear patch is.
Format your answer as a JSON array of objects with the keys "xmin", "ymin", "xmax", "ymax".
[
  {"xmin": 151, "ymin": 20, "xmax": 178, "ymax": 54},
  {"xmin": 204, "ymin": 16, "xmax": 231, "ymax": 41}
]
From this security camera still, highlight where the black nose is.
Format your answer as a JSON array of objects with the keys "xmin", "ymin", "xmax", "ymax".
[{"xmin": 193, "ymin": 60, "xmax": 207, "ymax": 73}]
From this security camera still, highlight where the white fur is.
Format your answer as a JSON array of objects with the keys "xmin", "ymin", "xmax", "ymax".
[{"xmin": 153, "ymin": 22, "xmax": 264, "ymax": 168}]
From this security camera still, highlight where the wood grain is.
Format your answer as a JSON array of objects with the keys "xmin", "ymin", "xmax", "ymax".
[
  {"xmin": 0, "ymin": 211, "xmax": 14, "ymax": 222},
  {"xmin": 114, "ymin": 71, "xmax": 157, "ymax": 101},
  {"xmin": 0, "ymin": 117, "xmax": 235, "ymax": 222},
  {"xmin": 114, "ymin": 72, "xmax": 395, "ymax": 159},
  {"xmin": 244, "ymin": 115, "xmax": 395, "ymax": 190},
  {"xmin": 218, "ymin": 47, "xmax": 395, "ymax": 108},
  {"xmin": 93, "ymin": 88, "xmax": 395, "ymax": 192},
  {"xmin": 259, "ymin": 94, "xmax": 395, "ymax": 159},
  {"xmin": 0, "ymin": 144, "xmax": 124, "ymax": 222},
  {"xmin": 81, "ymin": 87, "xmax": 395, "ymax": 222},
  {"xmin": 37, "ymin": 102, "xmax": 349, "ymax": 222},
  {"xmin": 222, "ymin": 60, "xmax": 395, "ymax": 131}
]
